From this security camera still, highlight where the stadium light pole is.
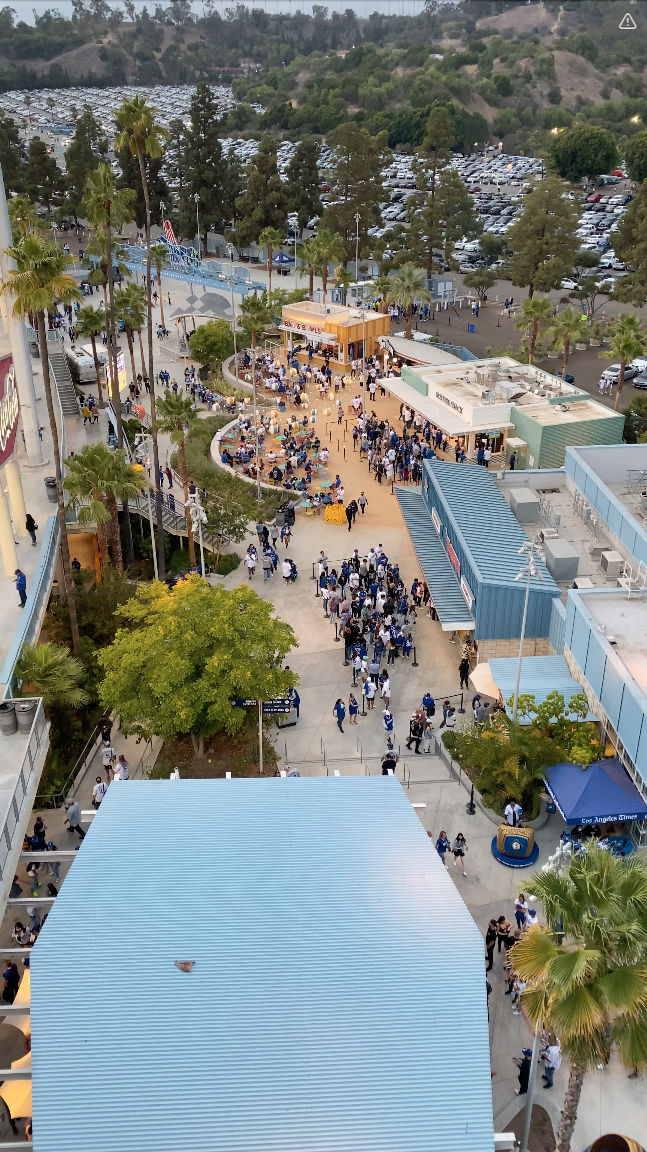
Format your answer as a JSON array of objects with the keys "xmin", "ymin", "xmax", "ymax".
[
  {"xmin": 194, "ymin": 193, "xmax": 200, "ymax": 257},
  {"xmin": 512, "ymin": 536, "xmax": 543, "ymax": 722}
]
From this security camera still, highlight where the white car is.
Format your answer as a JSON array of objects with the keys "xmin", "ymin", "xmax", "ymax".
[{"xmin": 560, "ymin": 278, "xmax": 579, "ymax": 291}]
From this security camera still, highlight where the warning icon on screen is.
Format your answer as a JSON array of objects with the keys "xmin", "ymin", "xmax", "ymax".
[{"xmin": 619, "ymin": 12, "xmax": 637, "ymax": 29}]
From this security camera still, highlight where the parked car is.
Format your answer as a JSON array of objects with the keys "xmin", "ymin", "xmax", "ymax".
[
  {"xmin": 632, "ymin": 371, "xmax": 647, "ymax": 390},
  {"xmin": 602, "ymin": 363, "xmax": 640, "ymax": 383},
  {"xmin": 561, "ymin": 277, "xmax": 579, "ymax": 291}
]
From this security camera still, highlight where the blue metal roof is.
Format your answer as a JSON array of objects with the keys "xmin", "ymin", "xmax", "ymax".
[
  {"xmin": 425, "ymin": 461, "xmax": 559, "ymax": 591},
  {"xmin": 396, "ymin": 487, "xmax": 474, "ymax": 631},
  {"xmin": 488, "ymin": 655, "xmax": 595, "ymax": 719},
  {"xmin": 31, "ymin": 779, "xmax": 493, "ymax": 1152}
]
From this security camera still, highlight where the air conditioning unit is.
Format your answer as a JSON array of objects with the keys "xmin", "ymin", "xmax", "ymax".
[{"xmin": 495, "ymin": 381, "xmax": 524, "ymax": 403}]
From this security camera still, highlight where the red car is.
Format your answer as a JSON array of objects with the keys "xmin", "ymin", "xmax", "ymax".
[{"xmin": 612, "ymin": 169, "xmax": 625, "ymax": 178}]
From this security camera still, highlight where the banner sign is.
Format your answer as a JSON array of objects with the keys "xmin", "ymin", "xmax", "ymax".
[
  {"xmin": 105, "ymin": 351, "xmax": 128, "ymax": 396},
  {"xmin": 431, "ymin": 507, "xmax": 442, "ymax": 535},
  {"xmin": 0, "ymin": 356, "xmax": 19, "ymax": 467},
  {"xmin": 446, "ymin": 538, "xmax": 461, "ymax": 578},
  {"xmin": 460, "ymin": 576, "xmax": 473, "ymax": 611}
]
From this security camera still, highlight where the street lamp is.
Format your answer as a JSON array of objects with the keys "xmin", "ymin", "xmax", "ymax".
[
  {"xmin": 251, "ymin": 345, "xmax": 261, "ymax": 504},
  {"xmin": 188, "ymin": 494, "xmax": 207, "ymax": 576},
  {"xmin": 134, "ymin": 433, "xmax": 159, "ymax": 581},
  {"xmin": 354, "ymin": 210, "xmax": 360, "ymax": 284},
  {"xmin": 511, "ymin": 535, "xmax": 544, "ymax": 722},
  {"xmin": 194, "ymin": 193, "xmax": 200, "ymax": 258},
  {"xmin": 227, "ymin": 243, "xmax": 239, "ymax": 387},
  {"xmin": 160, "ymin": 199, "xmax": 166, "ymax": 232},
  {"xmin": 355, "ymin": 306, "xmax": 367, "ymax": 415}
]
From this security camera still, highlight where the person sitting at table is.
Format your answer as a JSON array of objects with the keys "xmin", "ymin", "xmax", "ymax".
[
  {"xmin": 220, "ymin": 448, "xmax": 234, "ymax": 466},
  {"xmin": 266, "ymin": 451, "xmax": 277, "ymax": 463},
  {"xmin": 269, "ymin": 465, "xmax": 282, "ymax": 482}
]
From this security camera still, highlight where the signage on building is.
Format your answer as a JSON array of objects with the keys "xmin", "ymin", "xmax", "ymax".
[
  {"xmin": 460, "ymin": 576, "xmax": 473, "ymax": 610},
  {"xmin": 283, "ymin": 320, "xmax": 324, "ymax": 337},
  {"xmin": 0, "ymin": 356, "xmax": 19, "ymax": 467},
  {"xmin": 446, "ymin": 538, "xmax": 460, "ymax": 577},
  {"xmin": 431, "ymin": 507, "xmax": 441, "ymax": 535},
  {"xmin": 435, "ymin": 391, "xmax": 463, "ymax": 414},
  {"xmin": 106, "ymin": 351, "xmax": 128, "ymax": 395}
]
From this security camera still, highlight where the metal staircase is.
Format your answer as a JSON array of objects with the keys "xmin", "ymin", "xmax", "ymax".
[
  {"xmin": 48, "ymin": 344, "xmax": 79, "ymax": 417},
  {"xmin": 128, "ymin": 492, "xmax": 221, "ymax": 553}
]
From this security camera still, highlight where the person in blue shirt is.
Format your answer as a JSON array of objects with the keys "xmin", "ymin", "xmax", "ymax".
[
  {"xmin": 289, "ymin": 687, "xmax": 300, "ymax": 719},
  {"xmin": 333, "ymin": 698, "xmax": 346, "ymax": 733},
  {"xmin": 422, "ymin": 692, "xmax": 435, "ymax": 718},
  {"xmin": 436, "ymin": 831, "xmax": 451, "ymax": 865},
  {"xmin": 14, "ymin": 569, "xmax": 27, "ymax": 607}
]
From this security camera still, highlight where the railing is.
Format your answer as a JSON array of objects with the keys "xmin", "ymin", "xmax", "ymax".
[
  {"xmin": 35, "ymin": 711, "xmax": 111, "ymax": 809},
  {"xmin": 0, "ymin": 514, "xmax": 60, "ymax": 700},
  {"xmin": 0, "ymin": 699, "xmax": 49, "ymax": 885}
]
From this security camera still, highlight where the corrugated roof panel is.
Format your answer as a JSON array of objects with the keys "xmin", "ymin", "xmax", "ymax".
[
  {"xmin": 425, "ymin": 460, "xmax": 560, "ymax": 592},
  {"xmin": 396, "ymin": 487, "xmax": 474, "ymax": 630},
  {"xmin": 30, "ymin": 779, "xmax": 494, "ymax": 1152},
  {"xmin": 489, "ymin": 655, "xmax": 595, "ymax": 718}
]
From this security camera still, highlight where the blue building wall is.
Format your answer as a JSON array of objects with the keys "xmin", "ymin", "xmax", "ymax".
[
  {"xmin": 549, "ymin": 599, "xmax": 567, "ymax": 656},
  {"xmin": 421, "ymin": 461, "xmax": 561, "ymax": 641},
  {"xmin": 564, "ymin": 590, "xmax": 647, "ymax": 790}
]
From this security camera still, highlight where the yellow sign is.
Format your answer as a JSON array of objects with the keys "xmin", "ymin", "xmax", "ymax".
[{"xmin": 105, "ymin": 351, "xmax": 128, "ymax": 396}]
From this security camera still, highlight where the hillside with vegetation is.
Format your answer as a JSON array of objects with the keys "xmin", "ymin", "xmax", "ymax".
[{"xmin": 1, "ymin": 0, "xmax": 647, "ymax": 155}]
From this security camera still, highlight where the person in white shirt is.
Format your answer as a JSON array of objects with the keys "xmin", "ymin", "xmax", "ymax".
[
  {"xmin": 113, "ymin": 755, "xmax": 129, "ymax": 781},
  {"xmin": 282, "ymin": 559, "xmax": 292, "ymax": 582},
  {"xmin": 505, "ymin": 800, "xmax": 523, "ymax": 826},
  {"xmin": 92, "ymin": 776, "xmax": 108, "ymax": 808},
  {"xmin": 444, "ymin": 707, "xmax": 456, "ymax": 729}
]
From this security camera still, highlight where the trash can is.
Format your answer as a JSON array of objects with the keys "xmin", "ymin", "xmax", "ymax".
[
  {"xmin": 468, "ymin": 323, "xmax": 475, "ymax": 333},
  {"xmin": 44, "ymin": 476, "xmax": 58, "ymax": 503},
  {"xmin": 0, "ymin": 701, "xmax": 17, "ymax": 735},
  {"xmin": 279, "ymin": 502, "xmax": 296, "ymax": 527},
  {"xmin": 275, "ymin": 510, "xmax": 286, "ymax": 528},
  {"xmin": 15, "ymin": 699, "xmax": 36, "ymax": 734}
]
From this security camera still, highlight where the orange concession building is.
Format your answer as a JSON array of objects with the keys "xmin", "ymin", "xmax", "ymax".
[{"xmin": 280, "ymin": 301, "xmax": 390, "ymax": 368}]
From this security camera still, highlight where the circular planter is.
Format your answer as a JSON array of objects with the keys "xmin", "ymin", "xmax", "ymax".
[
  {"xmin": 589, "ymin": 338, "xmax": 601, "ymax": 347},
  {"xmin": 575, "ymin": 342, "xmax": 588, "ymax": 351}
]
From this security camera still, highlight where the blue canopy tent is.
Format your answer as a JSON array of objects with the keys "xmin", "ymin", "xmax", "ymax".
[
  {"xmin": 273, "ymin": 251, "xmax": 295, "ymax": 265},
  {"xmin": 545, "ymin": 758, "xmax": 647, "ymax": 826}
]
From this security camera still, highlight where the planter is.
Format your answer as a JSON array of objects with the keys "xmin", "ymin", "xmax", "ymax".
[
  {"xmin": 575, "ymin": 342, "xmax": 588, "ymax": 351},
  {"xmin": 547, "ymin": 350, "xmax": 559, "ymax": 359},
  {"xmin": 590, "ymin": 338, "xmax": 601, "ymax": 347}
]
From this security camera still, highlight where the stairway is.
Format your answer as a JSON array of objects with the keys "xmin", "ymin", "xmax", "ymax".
[{"xmin": 48, "ymin": 346, "xmax": 79, "ymax": 417}]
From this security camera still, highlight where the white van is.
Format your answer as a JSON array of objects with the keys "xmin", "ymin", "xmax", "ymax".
[{"xmin": 65, "ymin": 346, "xmax": 104, "ymax": 385}]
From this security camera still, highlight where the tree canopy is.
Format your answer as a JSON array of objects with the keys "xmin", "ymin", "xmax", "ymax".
[
  {"xmin": 506, "ymin": 177, "xmax": 579, "ymax": 297},
  {"xmin": 187, "ymin": 319, "xmax": 235, "ymax": 373},
  {"xmin": 550, "ymin": 123, "xmax": 618, "ymax": 181},
  {"xmin": 98, "ymin": 577, "xmax": 298, "ymax": 749}
]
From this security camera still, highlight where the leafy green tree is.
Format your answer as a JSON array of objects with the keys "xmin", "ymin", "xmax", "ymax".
[
  {"xmin": 238, "ymin": 294, "xmax": 272, "ymax": 348},
  {"xmin": 76, "ymin": 303, "xmax": 106, "ymax": 405},
  {"xmin": 63, "ymin": 105, "xmax": 107, "ymax": 221},
  {"xmin": 389, "ymin": 262, "xmax": 430, "ymax": 340},
  {"xmin": 313, "ymin": 226, "xmax": 345, "ymax": 304},
  {"xmin": 506, "ymin": 177, "xmax": 580, "ymax": 298},
  {"xmin": 613, "ymin": 183, "xmax": 647, "ymax": 306},
  {"xmin": 321, "ymin": 121, "xmax": 387, "ymax": 265},
  {"xmin": 624, "ymin": 130, "xmax": 647, "ymax": 186},
  {"xmin": 156, "ymin": 390, "xmax": 201, "ymax": 567},
  {"xmin": 478, "ymin": 232, "xmax": 505, "ymax": 265},
  {"xmin": 187, "ymin": 318, "xmax": 235, "ymax": 371},
  {"xmin": 550, "ymin": 123, "xmax": 618, "ymax": 182},
  {"xmin": 116, "ymin": 143, "xmax": 168, "ymax": 232},
  {"xmin": 297, "ymin": 236, "xmax": 321, "ymax": 302},
  {"xmin": 115, "ymin": 95, "xmax": 169, "ymax": 581},
  {"xmin": 515, "ymin": 295, "xmax": 553, "ymax": 364},
  {"xmin": 64, "ymin": 442, "xmax": 146, "ymax": 575},
  {"xmin": 548, "ymin": 306, "xmax": 589, "ymax": 378},
  {"xmin": 178, "ymin": 82, "xmax": 228, "ymax": 253},
  {"xmin": 235, "ymin": 135, "xmax": 288, "ymax": 252},
  {"xmin": 24, "ymin": 136, "xmax": 63, "ymax": 213},
  {"xmin": 334, "ymin": 263, "xmax": 352, "ymax": 304},
  {"xmin": 463, "ymin": 268, "xmax": 498, "ymax": 302},
  {"xmin": 257, "ymin": 225, "xmax": 283, "ymax": 304},
  {"xmin": 622, "ymin": 394, "xmax": 647, "ymax": 443},
  {"xmin": 603, "ymin": 313, "xmax": 647, "ymax": 411},
  {"xmin": 98, "ymin": 576, "xmax": 298, "ymax": 755},
  {"xmin": 0, "ymin": 109, "xmax": 25, "ymax": 195},
  {"xmin": 435, "ymin": 168, "xmax": 480, "ymax": 264},
  {"xmin": 0, "ymin": 236, "xmax": 81, "ymax": 654},
  {"xmin": 512, "ymin": 848, "xmax": 647, "ymax": 1152},
  {"xmin": 285, "ymin": 136, "xmax": 322, "ymax": 234},
  {"xmin": 15, "ymin": 642, "xmax": 87, "ymax": 709}
]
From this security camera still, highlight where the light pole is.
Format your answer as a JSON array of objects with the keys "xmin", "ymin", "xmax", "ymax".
[
  {"xmin": 194, "ymin": 193, "xmax": 200, "ymax": 258},
  {"xmin": 520, "ymin": 1019, "xmax": 542, "ymax": 1152},
  {"xmin": 357, "ymin": 306, "xmax": 367, "ymax": 415},
  {"xmin": 252, "ymin": 345, "xmax": 261, "ymax": 504},
  {"xmin": 354, "ymin": 210, "xmax": 360, "ymax": 284},
  {"xmin": 160, "ymin": 200, "xmax": 165, "ymax": 232},
  {"xmin": 227, "ymin": 244, "xmax": 239, "ymax": 386},
  {"xmin": 512, "ymin": 535, "xmax": 544, "ymax": 722},
  {"xmin": 135, "ymin": 433, "xmax": 159, "ymax": 581},
  {"xmin": 188, "ymin": 495, "xmax": 207, "ymax": 576}
]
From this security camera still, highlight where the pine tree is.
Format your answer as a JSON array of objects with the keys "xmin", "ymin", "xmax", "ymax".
[
  {"xmin": 0, "ymin": 110, "xmax": 25, "ymax": 194},
  {"xmin": 285, "ymin": 137, "xmax": 322, "ymax": 234},
  {"xmin": 321, "ymin": 122, "xmax": 387, "ymax": 266},
  {"xmin": 24, "ymin": 136, "xmax": 63, "ymax": 213},
  {"xmin": 235, "ymin": 135, "xmax": 288, "ymax": 251},
  {"xmin": 64, "ymin": 105, "xmax": 108, "ymax": 221},
  {"xmin": 506, "ymin": 176, "xmax": 580, "ymax": 298},
  {"xmin": 116, "ymin": 145, "xmax": 168, "ymax": 231},
  {"xmin": 178, "ymin": 83, "xmax": 228, "ymax": 250},
  {"xmin": 412, "ymin": 102, "xmax": 456, "ymax": 277}
]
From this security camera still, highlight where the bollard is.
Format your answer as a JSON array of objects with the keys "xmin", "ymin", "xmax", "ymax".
[
  {"xmin": 334, "ymin": 621, "xmax": 341, "ymax": 643},
  {"xmin": 361, "ymin": 691, "xmax": 366, "ymax": 716},
  {"xmin": 466, "ymin": 784, "xmax": 476, "ymax": 816},
  {"xmin": 459, "ymin": 691, "xmax": 465, "ymax": 714},
  {"xmin": 315, "ymin": 579, "xmax": 320, "ymax": 598},
  {"xmin": 411, "ymin": 645, "xmax": 418, "ymax": 668},
  {"xmin": 329, "ymin": 430, "xmax": 332, "ymax": 442},
  {"xmin": 324, "ymin": 600, "xmax": 330, "ymax": 619},
  {"xmin": 343, "ymin": 447, "xmax": 346, "ymax": 460}
]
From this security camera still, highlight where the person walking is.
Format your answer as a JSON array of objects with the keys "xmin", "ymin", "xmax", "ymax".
[
  {"xmin": 363, "ymin": 677, "xmax": 376, "ymax": 710},
  {"xmin": 281, "ymin": 524, "xmax": 292, "ymax": 548},
  {"xmin": 452, "ymin": 832, "xmax": 468, "ymax": 875},
  {"xmin": 14, "ymin": 568, "xmax": 27, "ymax": 607},
  {"xmin": 405, "ymin": 715, "xmax": 423, "ymax": 754},
  {"xmin": 245, "ymin": 550, "xmax": 256, "ymax": 579},
  {"xmin": 514, "ymin": 1049, "xmax": 533, "ymax": 1095},
  {"xmin": 485, "ymin": 919, "xmax": 497, "ymax": 971},
  {"xmin": 541, "ymin": 1038, "xmax": 561, "ymax": 1089},
  {"xmin": 263, "ymin": 552, "xmax": 273, "ymax": 582},
  {"xmin": 380, "ymin": 675, "xmax": 391, "ymax": 707},
  {"xmin": 92, "ymin": 776, "xmax": 107, "ymax": 808},
  {"xmin": 358, "ymin": 491, "xmax": 368, "ymax": 515},
  {"xmin": 333, "ymin": 698, "xmax": 346, "ymax": 733},
  {"xmin": 382, "ymin": 707, "xmax": 394, "ymax": 735},
  {"xmin": 422, "ymin": 719, "xmax": 434, "ymax": 753},
  {"xmin": 25, "ymin": 514, "xmax": 38, "ymax": 546},
  {"xmin": 64, "ymin": 798, "xmax": 85, "ymax": 839},
  {"xmin": 514, "ymin": 893, "xmax": 529, "ymax": 930},
  {"xmin": 435, "ymin": 830, "xmax": 451, "ymax": 866},
  {"xmin": 458, "ymin": 653, "xmax": 470, "ymax": 689},
  {"xmin": 345, "ymin": 502, "xmax": 354, "ymax": 532},
  {"xmin": 348, "ymin": 693, "xmax": 359, "ymax": 724}
]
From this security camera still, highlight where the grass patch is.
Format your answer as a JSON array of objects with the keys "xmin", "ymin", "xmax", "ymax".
[{"xmin": 182, "ymin": 415, "xmax": 285, "ymax": 522}]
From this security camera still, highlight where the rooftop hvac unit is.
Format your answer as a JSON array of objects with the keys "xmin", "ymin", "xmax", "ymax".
[
  {"xmin": 495, "ymin": 381, "xmax": 525, "ymax": 403},
  {"xmin": 481, "ymin": 389, "xmax": 495, "ymax": 404}
]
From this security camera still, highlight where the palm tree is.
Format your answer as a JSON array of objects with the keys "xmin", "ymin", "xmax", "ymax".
[
  {"xmin": 64, "ymin": 443, "xmax": 147, "ymax": 575},
  {"xmin": 298, "ymin": 236, "xmax": 321, "ymax": 302},
  {"xmin": 313, "ymin": 226, "xmax": 345, "ymax": 304},
  {"xmin": 240, "ymin": 294, "xmax": 272, "ymax": 348},
  {"xmin": 389, "ymin": 262, "xmax": 431, "ymax": 340},
  {"xmin": 76, "ymin": 304, "xmax": 106, "ymax": 405},
  {"xmin": 156, "ymin": 390, "xmax": 201, "ymax": 567},
  {"xmin": 512, "ymin": 847, "xmax": 647, "ymax": 1152},
  {"xmin": 548, "ymin": 306, "xmax": 589, "ymax": 379},
  {"xmin": 374, "ymin": 273, "xmax": 393, "ymax": 313},
  {"xmin": 334, "ymin": 264, "xmax": 352, "ymax": 304},
  {"xmin": 257, "ymin": 226, "xmax": 283, "ymax": 306},
  {"xmin": 115, "ymin": 96, "xmax": 169, "ymax": 580},
  {"xmin": 515, "ymin": 295, "xmax": 553, "ymax": 365},
  {"xmin": 15, "ymin": 642, "xmax": 87, "ymax": 709},
  {"xmin": 0, "ymin": 235, "xmax": 82, "ymax": 654},
  {"xmin": 605, "ymin": 312, "xmax": 647, "ymax": 411},
  {"xmin": 8, "ymin": 195, "xmax": 41, "ymax": 238},
  {"xmin": 150, "ymin": 242, "xmax": 168, "ymax": 329},
  {"xmin": 85, "ymin": 230, "xmax": 129, "ymax": 313},
  {"xmin": 113, "ymin": 283, "xmax": 147, "ymax": 393}
]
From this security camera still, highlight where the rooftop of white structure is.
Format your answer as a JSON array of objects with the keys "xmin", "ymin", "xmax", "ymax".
[{"xmin": 30, "ymin": 777, "xmax": 494, "ymax": 1152}]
